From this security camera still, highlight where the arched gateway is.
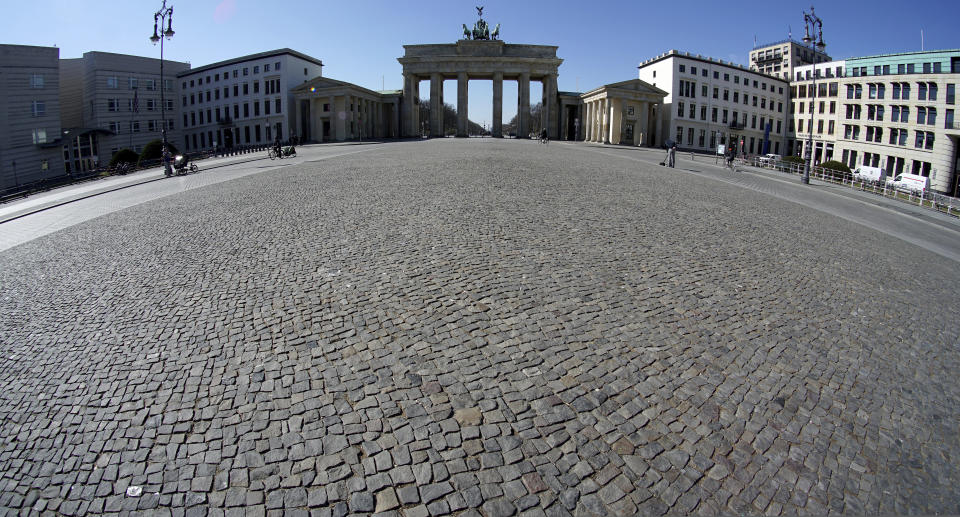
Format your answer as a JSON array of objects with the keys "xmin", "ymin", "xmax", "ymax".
[{"xmin": 398, "ymin": 11, "xmax": 561, "ymax": 139}]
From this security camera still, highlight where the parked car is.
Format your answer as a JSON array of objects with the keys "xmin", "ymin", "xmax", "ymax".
[
  {"xmin": 886, "ymin": 173, "xmax": 930, "ymax": 194},
  {"xmin": 757, "ymin": 153, "xmax": 780, "ymax": 166},
  {"xmin": 853, "ymin": 165, "xmax": 886, "ymax": 184}
]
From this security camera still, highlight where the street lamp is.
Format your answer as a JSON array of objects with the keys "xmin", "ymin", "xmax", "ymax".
[
  {"xmin": 150, "ymin": 0, "xmax": 174, "ymax": 175},
  {"xmin": 801, "ymin": 5, "xmax": 826, "ymax": 185}
]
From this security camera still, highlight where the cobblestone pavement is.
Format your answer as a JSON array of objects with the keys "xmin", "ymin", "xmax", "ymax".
[{"xmin": 1, "ymin": 139, "xmax": 959, "ymax": 516}]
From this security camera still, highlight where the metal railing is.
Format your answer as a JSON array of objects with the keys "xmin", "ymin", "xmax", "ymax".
[{"xmin": 749, "ymin": 157, "xmax": 960, "ymax": 217}]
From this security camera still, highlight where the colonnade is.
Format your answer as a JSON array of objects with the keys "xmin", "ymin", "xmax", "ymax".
[
  {"xmin": 297, "ymin": 92, "xmax": 399, "ymax": 143},
  {"xmin": 582, "ymin": 96, "xmax": 661, "ymax": 147},
  {"xmin": 403, "ymin": 71, "xmax": 559, "ymax": 139}
]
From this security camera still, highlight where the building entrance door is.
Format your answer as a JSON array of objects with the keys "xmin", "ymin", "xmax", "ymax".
[
  {"xmin": 223, "ymin": 128, "xmax": 234, "ymax": 148},
  {"xmin": 621, "ymin": 123, "xmax": 634, "ymax": 145}
]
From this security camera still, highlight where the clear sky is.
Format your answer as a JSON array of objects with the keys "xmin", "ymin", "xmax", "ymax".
[{"xmin": 6, "ymin": 0, "xmax": 959, "ymax": 128}]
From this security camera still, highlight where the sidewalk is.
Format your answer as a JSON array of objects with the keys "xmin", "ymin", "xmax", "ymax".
[{"xmin": 0, "ymin": 152, "xmax": 270, "ymax": 224}]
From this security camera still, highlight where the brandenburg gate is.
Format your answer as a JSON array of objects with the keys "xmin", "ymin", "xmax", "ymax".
[{"xmin": 397, "ymin": 9, "xmax": 562, "ymax": 139}]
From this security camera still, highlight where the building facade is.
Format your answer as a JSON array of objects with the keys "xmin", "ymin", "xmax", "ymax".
[
  {"xmin": 789, "ymin": 50, "xmax": 960, "ymax": 194},
  {"xmin": 292, "ymin": 77, "xmax": 400, "ymax": 142},
  {"xmin": 751, "ymin": 39, "xmax": 831, "ymax": 81},
  {"xmin": 59, "ymin": 51, "xmax": 189, "ymax": 172},
  {"xmin": 638, "ymin": 50, "xmax": 791, "ymax": 156},
  {"xmin": 579, "ymin": 79, "xmax": 666, "ymax": 147},
  {"xmin": 0, "ymin": 44, "xmax": 64, "ymax": 191},
  {"xmin": 786, "ymin": 60, "xmax": 846, "ymax": 164},
  {"xmin": 176, "ymin": 49, "xmax": 323, "ymax": 151}
]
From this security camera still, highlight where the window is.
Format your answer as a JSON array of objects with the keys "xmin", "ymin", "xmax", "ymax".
[
  {"xmin": 722, "ymin": 109, "xmax": 728, "ymax": 123},
  {"xmin": 901, "ymin": 106, "xmax": 909, "ymax": 123},
  {"xmin": 129, "ymin": 77, "xmax": 138, "ymax": 89},
  {"xmin": 253, "ymin": 81, "xmax": 259, "ymax": 94},
  {"xmin": 190, "ymin": 94, "xmax": 195, "ymax": 105},
  {"xmin": 31, "ymin": 128, "xmax": 47, "ymax": 144},
  {"xmin": 275, "ymin": 98, "xmax": 282, "ymax": 114},
  {"xmin": 724, "ymin": 73, "xmax": 729, "ymax": 81},
  {"xmin": 30, "ymin": 74, "xmax": 44, "ymax": 88},
  {"xmin": 899, "ymin": 129, "xmax": 908, "ymax": 146},
  {"xmin": 146, "ymin": 99, "xmax": 156, "ymax": 111},
  {"xmin": 677, "ymin": 101, "xmax": 684, "ymax": 117},
  {"xmin": 679, "ymin": 64, "xmax": 685, "ymax": 73},
  {"xmin": 145, "ymin": 79, "xmax": 156, "ymax": 91},
  {"xmin": 243, "ymin": 83, "xmax": 249, "ymax": 95},
  {"xmin": 108, "ymin": 98, "xmax": 119, "ymax": 112},
  {"xmin": 253, "ymin": 65, "xmax": 260, "ymax": 74},
  {"xmin": 733, "ymin": 92, "xmax": 739, "ymax": 103},
  {"xmin": 30, "ymin": 100, "xmax": 45, "ymax": 117},
  {"xmin": 934, "ymin": 62, "xmax": 942, "ymax": 73},
  {"xmin": 264, "ymin": 100, "xmax": 270, "ymax": 115},
  {"xmin": 878, "ymin": 84, "xmax": 885, "ymax": 99},
  {"xmin": 701, "ymin": 85, "xmax": 707, "ymax": 97},
  {"xmin": 688, "ymin": 103, "xmax": 695, "ymax": 118},
  {"xmin": 723, "ymin": 89, "xmax": 729, "ymax": 101},
  {"xmin": 893, "ymin": 83, "xmax": 900, "ymax": 99},
  {"xmin": 244, "ymin": 103, "xmax": 249, "ymax": 117},
  {"xmin": 918, "ymin": 107, "xmax": 927, "ymax": 125},
  {"xmin": 907, "ymin": 63, "xmax": 915, "ymax": 74},
  {"xmin": 714, "ymin": 71, "xmax": 719, "ymax": 79},
  {"xmin": 846, "ymin": 85, "xmax": 854, "ymax": 99},
  {"xmin": 928, "ymin": 107, "xmax": 937, "ymax": 126},
  {"xmin": 130, "ymin": 121, "xmax": 140, "ymax": 133},
  {"xmin": 107, "ymin": 76, "xmax": 119, "ymax": 89},
  {"xmin": 183, "ymin": 114, "xmax": 188, "ymax": 127},
  {"xmin": 699, "ymin": 129, "xmax": 705, "ymax": 147},
  {"xmin": 264, "ymin": 64, "xmax": 271, "ymax": 72},
  {"xmin": 243, "ymin": 67, "xmax": 249, "ymax": 76},
  {"xmin": 713, "ymin": 87, "xmax": 718, "ymax": 99},
  {"xmin": 687, "ymin": 127, "xmax": 694, "ymax": 145},
  {"xmin": 711, "ymin": 107, "xmax": 717, "ymax": 122},
  {"xmin": 918, "ymin": 83, "xmax": 927, "ymax": 100},
  {"xmin": 700, "ymin": 105, "xmax": 706, "ymax": 120},
  {"xmin": 233, "ymin": 70, "xmax": 238, "ymax": 78},
  {"xmin": 234, "ymin": 85, "xmax": 239, "ymax": 97},
  {"xmin": 855, "ymin": 85, "xmax": 862, "ymax": 99},
  {"xmin": 929, "ymin": 83, "xmax": 938, "ymax": 101},
  {"xmin": 275, "ymin": 61, "xmax": 281, "ymax": 71},
  {"xmin": 915, "ymin": 131, "xmax": 924, "ymax": 148},
  {"xmin": 676, "ymin": 126, "xmax": 683, "ymax": 144},
  {"xmin": 690, "ymin": 66, "xmax": 696, "ymax": 75},
  {"xmin": 254, "ymin": 102, "xmax": 260, "ymax": 116},
  {"xmin": 869, "ymin": 84, "xmax": 877, "ymax": 99},
  {"xmin": 830, "ymin": 101, "xmax": 836, "ymax": 114},
  {"xmin": 828, "ymin": 121, "xmax": 834, "ymax": 134},
  {"xmin": 948, "ymin": 84, "xmax": 956, "ymax": 104},
  {"xmin": 734, "ymin": 76, "xmax": 740, "ymax": 84},
  {"xmin": 902, "ymin": 83, "xmax": 910, "ymax": 99}
]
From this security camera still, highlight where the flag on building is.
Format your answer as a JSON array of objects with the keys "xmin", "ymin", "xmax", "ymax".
[{"xmin": 133, "ymin": 88, "xmax": 140, "ymax": 113}]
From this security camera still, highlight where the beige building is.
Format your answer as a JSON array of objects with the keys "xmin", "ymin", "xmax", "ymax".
[
  {"xmin": 789, "ymin": 50, "xmax": 960, "ymax": 194},
  {"xmin": 176, "ymin": 49, "xmax": 323, "ymax": 151},
  {"xmin": 292, "ymin": 77, "xmax": 400, "ymax": 142},
  {"xmin": 751, "ymin": 39, "xmax": 831, "ymax": 81},
  {"xmin": 638, "ymin": 50, "xmax": 791, "ymax": 156},
  {"xmin": 59, "ymin": 51, "xmax": 189, "ymax": 171},
  {"xmin": 579, "ymin": 79, "xmax": 666, "ymax": 146},
  {"xmin": 0, "ymin": 44, "xmax": 64, "ymax": 191}
]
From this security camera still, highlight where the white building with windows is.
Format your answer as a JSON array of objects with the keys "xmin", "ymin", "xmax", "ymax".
[
  {"xmin": 176, "ymin": 49, "xmax": 323, "ymax": 151},
  {"xmin": 790, "ymin": 50, "xmax": 960, "ymax": 194},
  {"xmin": 637, "ymin": 50, "xmax": 791, "ymax": 156},
  {"xmin": 0, "ymin": 44, "xmax": 64, "ymax": 190},
  {"xmin": 59, "ymin": 51, "xmax": 189, "ymax": 172}
]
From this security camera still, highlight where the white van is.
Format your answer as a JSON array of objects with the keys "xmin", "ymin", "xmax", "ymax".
[
  {"xmin": 886, "ymin": 173, "xmax": 930, "ymax": 194},
  {"xmin": 853, "ymin": 165, "xmax": 886, "ymax": 184}
]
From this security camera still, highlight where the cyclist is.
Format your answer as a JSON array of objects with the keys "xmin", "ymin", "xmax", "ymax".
[
  {"xmin": 725, "ymin": 146, "xmax": 736, "ymax": 170},
  {"xmin": 273, "ymin": 136, "xmax": 283, "ymax": 159},
  {"xmin": 540, "ymin": 128, "xmax": 548, "ymax": 144}
]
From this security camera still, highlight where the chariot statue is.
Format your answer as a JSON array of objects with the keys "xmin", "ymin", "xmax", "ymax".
[{"xmin": 461, "ymin": 6, "xmax": 500, "ymax": 41}]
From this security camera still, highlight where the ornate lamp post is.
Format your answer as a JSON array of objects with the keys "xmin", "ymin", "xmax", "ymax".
[
  {"xmin": 801, "ymin": 5, "xmax": 826, "ymax": 185},
  {"xmin": 150, "ymin": 0, "xmax": 175, "ymax": 175}
]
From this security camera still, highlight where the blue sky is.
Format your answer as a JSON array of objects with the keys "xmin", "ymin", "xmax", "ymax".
[{"xmin": 7, "ymin": 0, "xmax": 959, "ymax": 127}]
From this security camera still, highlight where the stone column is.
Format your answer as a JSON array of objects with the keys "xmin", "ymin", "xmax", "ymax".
[
  {"xmin": 654, "ymin": 102, "xmax": 663, "ymax": 147},
  {"xmin": 334, "ymin": 95, "xmax": 346, "ymax": 142},
  {"xmin": 546, "ymin": 73, "xmax": 559, "ymax": 139},
  {"xmin": 492, "ymin": 72, "xmax": 503, "ymax": 138},
  {"xmin": 637, "ymin": 101, "xmax": 649, "ymax": 147},
  {"xmin": 518, "ymin": 72, "xmax": 530, "ymax": 138},
  {"xmin": 457, "ymin": 72, "xmax": 469, "ymax": 137},
  {"xmin": 392, "ymin": 101, "xmax": 399, "ymax": 138},
  {"xmin": 586, "ymin": 101, "xmax": 594, "ymax": 142},
  {"xmin": 402, "ymin": 73, "xmax": 415, "ymax": 138},
  {"xmin": 295, "ymin": 98, "xmax": 304, "ymax": 141},
  {"xmin": 430, "ymin": 73, "xmax": 443, "ymax": 138}
]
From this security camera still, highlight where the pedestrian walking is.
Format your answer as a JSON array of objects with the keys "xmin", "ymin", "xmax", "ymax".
[{"xmin": 666, "ymin": 143, "xmax": 677, "ymax": 168}]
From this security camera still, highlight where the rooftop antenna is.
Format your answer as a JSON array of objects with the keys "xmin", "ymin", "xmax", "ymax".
[{"xmin": 921, "ymin": 29, "xmax": 924, "ymax": 51}]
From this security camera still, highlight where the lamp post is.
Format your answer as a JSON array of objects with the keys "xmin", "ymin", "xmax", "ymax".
[
  {"xmin": 801, "ymin": 5, "xmax": 826, "ymax": 185},
  {"xmin": 150, "ymin": 0, "xmax": 174, "ymax": 175}
]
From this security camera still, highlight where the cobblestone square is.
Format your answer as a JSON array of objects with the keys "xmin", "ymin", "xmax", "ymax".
[{"xmin": 1, "ymin": 139, "xmax": 958, "ymax": 515}]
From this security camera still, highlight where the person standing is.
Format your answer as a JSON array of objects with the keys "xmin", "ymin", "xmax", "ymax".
[{"xmin": 667, "ymin": 143, "xmax": 677, "ymax": 168}]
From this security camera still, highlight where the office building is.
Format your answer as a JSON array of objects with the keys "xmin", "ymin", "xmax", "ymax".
[
  {"xmin": 0, "ymin": 44, "xmax": 64, "ymax": 190},
  {"xmin": 59, "ymin": 51, "xmax": 190, "ymax": 172},
  {"xmin": 790, "ymin": 50, "xmax": 960, "ymax": 194},
  {"xmin": 176, "ymin": 49, "xmax": 323, "ymax": 151},
  {"xmin": 638, "ymin": 50, "xmax": 791, "ymax": 156},
  {"xmin": 751, "ymin": 39, "xmax": 831, "ymax": 81}
]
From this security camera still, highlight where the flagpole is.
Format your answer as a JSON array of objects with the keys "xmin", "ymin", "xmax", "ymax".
[{"xmin": 130, "ymin": 87, "xmax": 137, "ymax": 149}]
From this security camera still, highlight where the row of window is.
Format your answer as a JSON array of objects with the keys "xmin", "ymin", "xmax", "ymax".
[
  {"xmin": 793, "ymin": 82, "xmax": 840, "ymax": 98},
  {"xmin": 675, "ymin": 102, "xmax": 784, "ymax": 134},
  {"xmin": 793, "ymin": 100, "xmax": 837, "ymax": 116},
  {"xmin": 105, "ymin": 76, "xmax": 173, "ymax": 91},
  {"xmin": 677, "ymin": 81, "xmax": 784, "ymax": 113},
  {"xmin": 844, "ymin": 104, "xmax": 941, "ymax": 126},
  {"xmin": 851, "ymin": 61, "xmax": 949, "ymax": 77},
  {"xmin": 182, "ymin": 98, "xmax": 282, "ymax": 128},
  {"xmin": 181, "ymin": 61, "xmax": 282, "ymax": 89},
  {"xmin": 182, "ymin": 78, "xmax": 281, "ymax": 106},
  {"xmin": 106, "ymin": 98, "xmax": 174, "ymax": 112},
  {"xmin": 106, "ymin": 119, "xmax": 173, "ymax": 134},
  {"xmin": 675, "ymin": 125, "xmax": 781, "ymax": 155},
  {"xmin": 844, "ymin": 150, "xmax": 933, "ymax": 178},
  {"xmin": 843, "ymin": 82, "xmax": 955, "ymax": 103},
  {"xmin": 676, "ymin": 63, "xmax": 784, "ymax": 93},
  {"xmin": 182, "ymin": 121, "xmax": 284, "ymax": 151},
  {"xmin": 842, "ymin": 124, "xmax": 935, "ymax": 149}
]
